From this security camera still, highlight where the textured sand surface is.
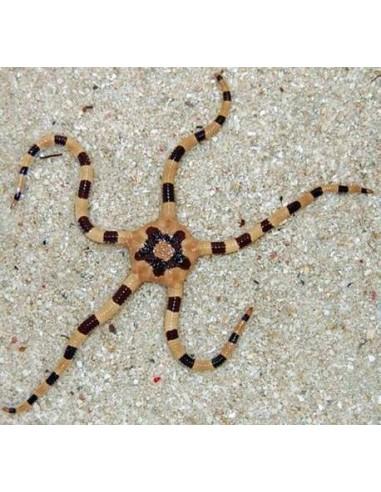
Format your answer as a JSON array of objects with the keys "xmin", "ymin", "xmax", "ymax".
[{"xmin": 0, "ymin": 68, "xmax": 380, "ymax": 424}]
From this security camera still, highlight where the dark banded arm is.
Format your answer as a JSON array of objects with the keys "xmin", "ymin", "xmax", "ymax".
[
  {"xmin": 3, "ymin": 273, "xmax": 141, "ymax": 414},
  {"xmin": 160, "ymin": 72, "xmax": 232, "ymax": 219},
  {"xmin": 164, "ymin": 284, "xmax": 253, "ymax": 372},
  {"xmin": 11, "ymin": 134, "xmax": 132, "ymax": 246},
  {"xmin": 197, "ymin": 183, "xmax": 374, "ymax": 256}
]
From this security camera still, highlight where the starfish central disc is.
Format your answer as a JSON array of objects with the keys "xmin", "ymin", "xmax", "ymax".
[{"xmin": 127, "ymin": 218, "xmax": 199, "ymax": 286}]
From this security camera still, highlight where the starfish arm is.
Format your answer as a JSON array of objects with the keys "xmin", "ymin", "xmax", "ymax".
[
  {"xmin": 11, "ymin": 134, "xmax": 133, "ymax": 246},
  {"xmin": 160, "ymin": 72, "xmax": 232, "ymax": 220},
  {"xmin": 197, "ymin": 183, "xmax": 374, "ymax": 256},
  {"xmin": 164, "ymin": 284, "xmax": 253, "ymax": 372},
  {"xmin": 3, "ymin": 273, "xmax": 141, "ymax": 414}
]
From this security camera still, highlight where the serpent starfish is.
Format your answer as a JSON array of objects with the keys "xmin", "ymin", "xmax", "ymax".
[{"xmin": 3, "ymin": 72, "xmax": 373, "ymax": 414}]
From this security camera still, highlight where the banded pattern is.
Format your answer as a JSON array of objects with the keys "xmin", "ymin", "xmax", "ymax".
[
  {"xmin": 164, "ymin": 285, "xmax": 253, "ymax": 371},
  {"xmin": 3, "ymin": 274, "xmax": 140, "ymax": 414},
  {"xmin": 11, "ymin": 134, "xmax": 131, "ymax": 245},
  {"xmin": 4, "ymin": 71, "xmax": 374, "ymax": 415},
  {"xmin": 160, "ymin": 72, "xmax": 232, "ymax": 219},
  {"xmin": 197, "ymin": 184, "xmax": 373, "ymax": 256}
]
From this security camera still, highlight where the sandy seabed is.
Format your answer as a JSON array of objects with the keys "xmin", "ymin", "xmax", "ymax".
[{"xmin": 0, "ymin": 68, "xmax": 379, "ymax": 424}]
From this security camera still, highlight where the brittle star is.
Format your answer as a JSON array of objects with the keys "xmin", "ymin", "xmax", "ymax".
[{"xmin": 3, "ymin": 72, "xmax": 373, "ymax": 414}]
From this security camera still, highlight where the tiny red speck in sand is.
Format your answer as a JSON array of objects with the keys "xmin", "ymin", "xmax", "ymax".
[{"xmin": 153, "ymin": 376, "xmax": 161, "ymax": 383}]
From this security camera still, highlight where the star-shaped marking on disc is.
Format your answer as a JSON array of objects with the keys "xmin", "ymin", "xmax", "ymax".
[{"xmin": 134, "ymin": 227, "xmax": 191, "ymax": 277}]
